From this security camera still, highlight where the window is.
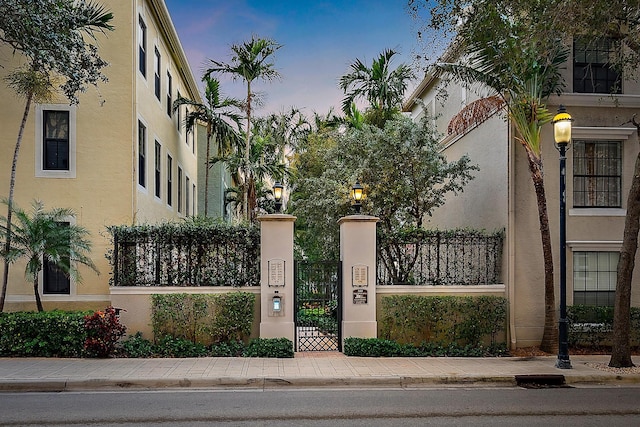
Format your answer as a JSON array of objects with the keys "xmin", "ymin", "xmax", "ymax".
[
  {"xmin": 166, "ymin": 72, "xmax": 173, "ymax": 117},
  {"xmin": 573, "ymin": 140, "xmax": 622, "ymax": 208},
  {"xmin": 154, "ymin": 141, "xmax": 161, "ymax": 198},
  {"xmin": 193, "ymin": 183, "xmax": 197, "ymax": 216},
  {"xmin": 167, "ymin": 154, "xmax": 173, "ymax": 207},
  {"xmin": 573, "ymin": 37, "xmax": 621, "ymax": 94},
  {"xmin": 573, "ymin": 251, "xmax": 618, "ymax": 306},
  {"xmin": 138, "ymin": 121, "xmax": 146, "ymax": 188},
  {"xmin": 154, "ymin": 47, "xmax": 161, "ymax": 99},
  {"xmin": 43, "ymin": 110, "xmax": 69, "ymax": 171},
  {"xmin": 186, "ymin": 176, "xmax": 190, "ymax": 216},
  {"xmin": 177, "ymin": 167, "xmax": 183, "ymax": 214},
  {"xmin": 176, "ymin": 90, "xmax": 182, "ymax": 132},
  {"xmin": 43, "ymin": 222, "xmax": 70, "ymax": 295},
  {"xmin": 138, "ymin": 15, "xmax": 147, "ymax": 77}
]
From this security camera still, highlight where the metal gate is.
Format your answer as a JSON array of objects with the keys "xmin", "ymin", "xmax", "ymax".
[{"xmin": 294, "ymin": 261, "xmax": 342, "ymax": 352}]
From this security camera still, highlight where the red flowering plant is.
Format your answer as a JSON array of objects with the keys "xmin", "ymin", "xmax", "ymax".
[{"xmin": 84, "ymin": 306, "xmax": 126, "ymax": 357}]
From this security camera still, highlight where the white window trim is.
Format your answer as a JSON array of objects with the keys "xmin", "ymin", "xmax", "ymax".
[
  {"xmin": 35, "ymin": 104, "xmax": 77, "ymax": 179},
  {"xmin": 137, "ymin": 117, "xmax": 148, "ymax": 194},
  {"xmin": 568, "ymin": 242, "xmax": 621, "ymax": 305},
  {"xmin": 166, "ymin": 149, "xmax": 174, "ymax": 211},
  {"xmin": 38, "ymin": 215, "xmax": 78, "ymax": 298},
  {"xmin": 153, "ymin": 138, "xmax": 162, "ymax": 202}
]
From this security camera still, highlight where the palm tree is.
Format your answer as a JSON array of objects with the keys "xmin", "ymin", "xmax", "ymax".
[
  {"xmin": 0, "ymin": 0, "xmax": 113, "ymax": 311},
  {"xmin": 205, "ymin": 35, "xmax": 282, "ymax": 221},
  {"xmin": 437, "ymin": 28, "xmax": 569, "ymax": 352},
  {"xmin": 0, "ymin": 200, "xmax": 98, "ymax": 312},
  {"xmin": 212, "ymin": 121, "xmax": 291, "ymax": 222},
  {"xmin": 339, "ymin": 49, "xmax": 415, "ymax": 127},
  {"xmin": 173, "ymin": 76, "xmax": 243, "ymax": 217}
]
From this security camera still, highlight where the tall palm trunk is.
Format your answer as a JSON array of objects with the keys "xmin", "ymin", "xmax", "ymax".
[
  {"xmin": 609, "ymin": 131, "xmax": 640, "ymax": 368},
  {"xmin": 525, "ymin": 148, "xmax": 558, "ymax": 353},
  {"xmin": 244, "ymin": 83, "xmax": 252, "ymax": 221},
  {"xmin": 204, "ymin": 125, "xmax": 212, "ymax": 217},
  {"xmin": 33, "ymin": 273, "xmax": 44, "ymax": 312},
  {"xmin": 1, "ymin": 92, "xmax": 34, "ymax": 312}
]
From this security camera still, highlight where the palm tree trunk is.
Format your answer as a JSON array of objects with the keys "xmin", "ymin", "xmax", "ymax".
[
  {"xmin": 526, "ymin": 150, "xmax": 558, "ymax": 353},
  {"xmin": 204, "ymin": 127, "xmax": 212, "ymax": 217},
  {"xmin": 33, "ymin": 273, "xmax": 44, "ymax": 312},
  {"xmin": 1, "ymin": 92, "xmax": 34, "ymax": 312},
  {"xmin": 609, "ymin": 147, "xmax": 640, "ymax": 368},
  {"xmin": 244, "ymin": 83, "xmax": 252, "ymax": 221}
]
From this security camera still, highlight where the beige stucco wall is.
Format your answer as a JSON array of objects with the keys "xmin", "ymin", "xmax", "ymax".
[{"xmin": 0, "ymin": 0, "xmax": 202, "ymax": 311}]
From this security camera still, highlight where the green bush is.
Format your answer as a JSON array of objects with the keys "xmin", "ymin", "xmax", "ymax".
[
  {"xmin": 243, "ymin": 338, "xmax": 294, "ymax": 358},
  {"xmin": 379, "ymin": 295, "xmax": 507, "ymax": 348},
  {"xmin": 119, "ymin": 332, "xmax": 155, "ymax": 358},
  {"xmin": 568, "ymin": 305, "xmax": 640, "ymax": 350},
  {"xmin": 0, "ymin": 310, "xmax": 90, "ymax": 357},
  {"xmin": 154, "ymin": 336, "xmax": 209, "ymax": 358},
  {"xmin": 209, "ymin": 340, "xmax": 245, "ymax": 357},
  {"xmin": 343, "ymin": 337, "xmax": 508, "ymax": 357},
  {"xmin": 151, "ymin": 292, "xmax": 255, "ymax": 345}
]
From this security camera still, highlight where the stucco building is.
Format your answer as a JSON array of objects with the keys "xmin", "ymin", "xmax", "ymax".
[
  {"xmin": 0, "ymin": 0, "xmax": 204, "ymax": 311},
  {"xmin": 404, "ymin": 37, "xmax": 640, "ymax": 348}
]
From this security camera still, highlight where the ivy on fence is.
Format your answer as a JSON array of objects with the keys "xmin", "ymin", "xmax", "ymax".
[
  {"xmin": 379, "ymin": 295, "xmax": 508, "ymax": 347},
  {"xmin": 377, "ymin": 228, "xmax": 504, "ymax": 286},
  {"xmin": 107, "ymin": 219, "xmax": 259, "ymax": 287},
  {"xmin": 151, "ymin": 292, "xmax": 255, "ymax": 345}
]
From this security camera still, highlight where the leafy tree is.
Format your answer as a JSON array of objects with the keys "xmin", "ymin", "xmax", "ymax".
[
  {"xmin": 0, "ymin": 0, "xmax": 113, "ymax": 311},
  {"xmin": 290, "ymin": 116, "xmax": 477, "ymax": 261},
  {"xmin": 212, "ymin": 117, "xmax": 292, "ymax": 222},
  {"xmin": 0, "ymin": 201, "xmax": 98, "ymax": 312},
  {"xmin": 339, "ymin": 49, "xmax": 415, "ymax": 128},
  {"xmin": 410, "ymin": 0, "xmax": 640, "ymax": 366},
  {"xmin": 205, "ymin": 35, "xmax": 282, "ymax": 221},
  {"xmin": 173, "ymin": 76, "xmax": 243, "ymax": 217}
]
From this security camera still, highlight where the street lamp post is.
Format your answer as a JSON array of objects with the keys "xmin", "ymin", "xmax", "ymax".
[
  {"xmin": 351, "ymin": 181, "xmax": 364, "ymax": 213},
  {"xmin": 273, "ymin": 181, "xmax": 283, "ymax": 213},
  {"xmin": 553, "ymin": 105, "xmax": 573, "ymax": 369}
]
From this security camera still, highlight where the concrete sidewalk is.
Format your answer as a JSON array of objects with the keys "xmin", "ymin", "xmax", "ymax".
[{"xmin": 0, "ymin": 353, "xmax": 638, "ymax": 392}]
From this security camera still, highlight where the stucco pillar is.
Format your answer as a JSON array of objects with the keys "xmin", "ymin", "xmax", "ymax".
[
  {"xmin": 339, "ymin": 214, "xmax": 379, "ymax": 345},
  {"xmin": 258, "ymin": 214, "xmax": 296, "ymax": 341}
]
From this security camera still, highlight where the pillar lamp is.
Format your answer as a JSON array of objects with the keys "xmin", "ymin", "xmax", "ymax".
[
  {"xmin": 552, "ymin": 105, "xmax": 573, "ymax": 370},
  {"xmin": 351, "ymin": 181, "xmax": 364, "ymax": 214},
  {"xmin": 273, "ymin": 181, "xmax": 284, "ymax": 213}
]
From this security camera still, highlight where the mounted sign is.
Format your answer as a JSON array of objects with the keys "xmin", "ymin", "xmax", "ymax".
[
  {"xmin": 268, "ymin": 259, "xmax": 285, "ymax": 287},
  {"xmin": 352, "ymin": 264, "xmax": 368, "ymax": 287},
  {"xmin": 353, "ymin": 289, "xmax": 368, "ymax": 304}
]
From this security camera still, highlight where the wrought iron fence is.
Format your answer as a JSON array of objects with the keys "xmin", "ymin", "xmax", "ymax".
[
  {"xmin": 377, "ymin": 229, "xmax": 504, "ymax": 286},
  {"xmin": 108, "ymin": 222, "xmax": 260, "ymax": 287}
]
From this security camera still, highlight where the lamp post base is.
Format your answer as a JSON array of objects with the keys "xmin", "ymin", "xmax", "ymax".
[{"xmin": 556, "ymin": 357, "xmax": 572, "ymax": 369}]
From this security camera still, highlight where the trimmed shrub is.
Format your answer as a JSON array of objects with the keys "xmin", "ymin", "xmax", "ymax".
[
  {"xmin": 343, "ymin": 337, "xmax": 508, "ymax": 357},
  {"xmin": 568, "ymin": 305, "xmax": 640, "ymax": 350},
  {"xmin": 379, "ymin": 295, "xmax": 507, "ymax": 348},
  {"xmin": 84, "ymin": 306, "xmax": 127, "ymax": 358},
  {"xmin": 0, "ymin": 310, "xmax": 89, "ymax": 357},
  {"xmin": 243, "ymin": 338, "xmax": 294, "ymax": 358}
]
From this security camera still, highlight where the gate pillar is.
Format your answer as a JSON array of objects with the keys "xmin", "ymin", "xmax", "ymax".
[
  {"xmin": 258, "ymin": 214, "xmax": 296, "ymax": 341},
  {"xmin": 339, "ymin": 214, "xmax": 379, "ymax": 346}
]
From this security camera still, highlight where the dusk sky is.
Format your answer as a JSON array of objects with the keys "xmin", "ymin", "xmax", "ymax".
[{"xmin": 164, "ymin": 0, "xmax": 423, "ymax": 117}]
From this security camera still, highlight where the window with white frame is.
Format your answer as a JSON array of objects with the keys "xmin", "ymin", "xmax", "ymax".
[
  {"xmin": 35, "ymin": 104, "xmax": 76, "ymax": 178},
  {"xmin": 185, "ymin": 176, "xmax": 190, "ymax": 216},
  {"xmin": 573, "ymin": 251, "xmax": 618, "ymax": 306},
  {"xmin": 138, "ymin": 121, "xmax": 146, "ymax": 188},
  {"xmin": 138, "ymin": 15, "xmax": 147, "ymax": 78},
  {"xmin": 167, "ymin": 154, "xmax": 173, "ymax": 207},
  {"xmin": 154, "ymin": 47, "xmax": 161, "ymax": 99},
  {"xmin": 176, "ymin": 90, "xmax": 182, "ymax": 132},
  {"xmin": 43, "ymin": 222, "xmax": 71, "ymax": 295},
  {"xmin": 166, "ymin": 71, "xmax": 172, "ymax": 117},
  {"xmin": 177, "ymin": 166, "xmax": 183, "ymax": 214},
  {"xmin": 573, "ymin": 37, "xmax": 621, "ymax": 94},
  {"xmin": 573, "ymin": 140, "xmax": 622, "ymax": 208},
  {"xmin": 192, "ymin": 183, "xmax": 196, "ymax": 216},
  {"xmin": 154, "ymin": 141, "xmax": 161, "ymax": 198}
]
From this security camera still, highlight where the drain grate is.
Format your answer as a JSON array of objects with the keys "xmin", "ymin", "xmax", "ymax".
[{"xmin": 515, "ymin": 374, "xmax": 572, "ymax": 389}]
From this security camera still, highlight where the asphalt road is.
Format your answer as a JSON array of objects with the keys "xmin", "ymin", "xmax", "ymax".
[{"xmin": 1, "ymin": 387, "xmax": 639, "ymax": 426}]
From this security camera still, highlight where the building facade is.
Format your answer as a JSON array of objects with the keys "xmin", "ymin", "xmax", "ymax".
[
  {"xmin": 0, "ymin": 0, "xmax": 202, "ymax": 311},
  {"xmin": 404, "ymin": 37, "xmax": 640, "ymax": 348}
]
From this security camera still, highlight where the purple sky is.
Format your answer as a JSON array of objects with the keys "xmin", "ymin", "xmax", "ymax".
[{"xmin": 164, "ymin": 0, "xmax": 421, "ymax": 117}]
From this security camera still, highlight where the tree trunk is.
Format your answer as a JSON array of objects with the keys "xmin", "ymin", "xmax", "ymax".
[
  {"xmin": 244, "ymin": 82, "xmax": 252, "ymax": 222},
  {"xmin": 1, "ymin": 93, "xmax": 33, "ymax": 312},
  {"xmin": 33, "ymin": 273, "xmax": 44, "ymax": 312},
  {"xmin": 609, "ymin": 140, "xmax": 640, "ymax": 367},
  {"xmin": 204, "ymin": 126, "xmax": 212, "ymax": 217},
  {"xmin": 526, "ymin": 150, "xmax": 558, "ymax": 353}
]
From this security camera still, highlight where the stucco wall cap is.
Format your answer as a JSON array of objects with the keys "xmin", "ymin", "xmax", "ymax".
[
  {"xmin": 337, "ymin": 215, "xmax": 380, "ymax": 225},
  {"xmin": 257, "ymin": 214, "xmax": 297, "ymax": 222}
]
